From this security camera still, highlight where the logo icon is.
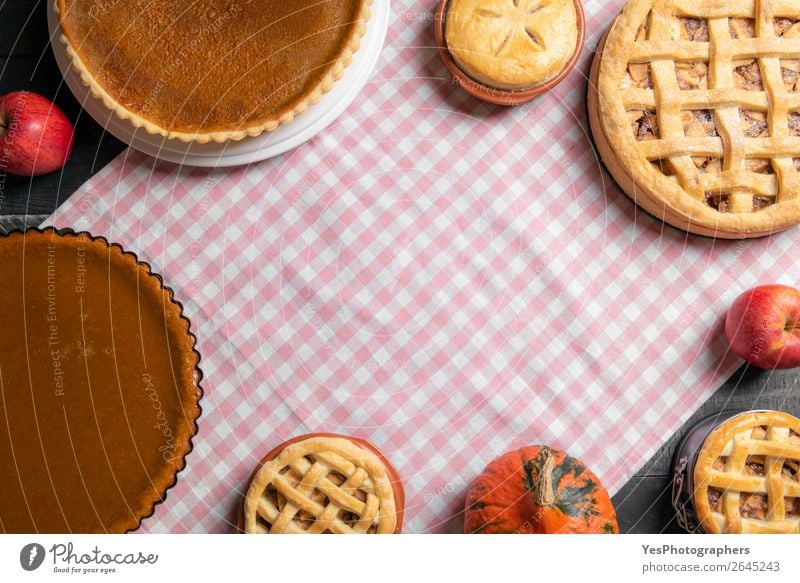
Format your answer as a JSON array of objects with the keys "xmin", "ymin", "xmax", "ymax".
[{"xmin": 19, "ymin": 543, "xmax": 46, "ymax": 571}]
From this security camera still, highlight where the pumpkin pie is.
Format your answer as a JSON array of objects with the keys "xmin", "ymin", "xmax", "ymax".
[
  {"xmin": 0, "ymin": 230, "xmax": 202, "ymax": 533},
  {"xmin": 445, "ymin": 0, "xmax": 579, "ymax": 90},
  {"xmin": 241, "ymin": 434, "xmax": 404, "ymax": 534},
  {"xmin": 55, "ymin": 0, "xmax": 372, "ymax": 143},
  {"xmin": 589, "ymin": 0, "xmax": 800, "ymax": 238},
  {"xmin": 693, "ymin": 411, "xmax": 800, "ymax": 534}
]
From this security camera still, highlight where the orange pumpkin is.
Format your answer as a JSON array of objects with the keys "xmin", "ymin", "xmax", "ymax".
[{"xmin": 464, "ymin": 445, "xmax": 619, "ymax": 534}]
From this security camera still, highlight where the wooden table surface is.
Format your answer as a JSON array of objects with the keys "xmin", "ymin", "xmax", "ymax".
[{"xmin": 3, "ymin": 0, "xmax": 799, "ymax": 534}]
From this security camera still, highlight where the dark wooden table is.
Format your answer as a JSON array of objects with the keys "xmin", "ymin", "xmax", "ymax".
[{"xmin": 3, "ymin": 0, "xmax": 798, "ymax": 534}]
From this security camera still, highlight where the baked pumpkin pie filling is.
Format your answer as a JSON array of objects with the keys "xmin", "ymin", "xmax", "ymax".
[
  {"xmin": 55, "ymin": 0, "xmax": 372, "ymax": 141},
  {"xmin": 0, "ymin": 230, "xmax": 201, "ymax": 533}
]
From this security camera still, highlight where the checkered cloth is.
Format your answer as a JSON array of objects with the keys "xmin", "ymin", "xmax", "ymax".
[{"xmin": 47, "ymin": 0, "xmax": 800, "ymax": 532}]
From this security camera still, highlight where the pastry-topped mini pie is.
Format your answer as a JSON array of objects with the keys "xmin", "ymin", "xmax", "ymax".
[
  {"xmin": 445, "ymin": 0, "xmax": 579, "ymax": 90},
  {"xmin": 242, "ymin": 434, "xmax": 403, "ymax": 534},
  {"xmin": 589, "ymin": 0, "xmax": 800, "ymax": 237},
  {"xmin": 693, "ymin": 411, "xmax": 800, "ymax": 534},
  {"xmin": 55, "ymin": 0, "xmax": 372, "ymax": 142},
  {"xmin": 0, "ymin": 230, "xmax": 202, "ymax": 533}
]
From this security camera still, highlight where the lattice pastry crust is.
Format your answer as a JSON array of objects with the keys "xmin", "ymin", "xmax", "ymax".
[
  {"xmin": 589, "ymin": 0, "xmax": 800, "ymax": 238},
  {"xmin": 243, "ymin": 436, "xmax": 399, "ymax": 534},
  {"xmin": 694, "ymin": 411, "xmax": 800, "ymax": 534}
]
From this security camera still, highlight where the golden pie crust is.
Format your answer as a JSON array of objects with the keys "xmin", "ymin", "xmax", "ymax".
[
  {"xmin": 446, "ymin": 0, "xmax": 578, "ymax": 90},
  {"xmin": 0, "ymin": 230, "xmax": 202, "ymax": 533},
  {"xmin": 243, "ymin": 435, "xmax": 401, "ymax": 534},
  {"xmin": 589, "ymin": 0, "xmax": 800, "ymax": 238},
  {"xmin": 54, "ymin": 0, "xmax": 372, "ymax": 143},
  {"xmin": 693, "ymin": 411, "xmax": 800, "ymax": 534}
]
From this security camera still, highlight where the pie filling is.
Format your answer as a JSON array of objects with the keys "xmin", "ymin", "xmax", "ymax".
[
  {"xmin": 707, "ymin": 439, "xmax": 800, "ymax": 520},
  {"xmin": 630, "ymin": 110, "xmax": 659, "ymax": 140},
  {"xmin": 705, "ymin": 193, "xmax": 731, "ymax": 212},
  {"xmin": 734, "ymin": 60, "xmax": 764, "ymax": 91},
  {"xmin": 742, "ymin": 110, "xmax": 768, "ymax": 139},
  {"xmin": 680, "ymin": 17, "xmax": 708, "ymax": 42},
  {"xmin": 741, "ymin": 110, "xmax": 773, "ymax": 175},
  {"xmin": 620, "ymin": 21, "xmax": 651, "ymax": 89},
  {"xmin": 57, "ymin": 0, "xmax": 369, "ymax": 135},
  {"xmin": 790, "ymin": 111, "xmax": 800, "ymax": 136},
  {"xmin": 676, "ymin": 61, "xmax": 708, "ymax": 90},
  {"xmin": 739, "ymin": 492, "xmax": 769, "ymax": 520},
  {"xmin": 0, "ymin": 231, "xmax": 201, "ymax": 533},
  {"xmin": 622, "ymin": 63, "xmax": 653, "ymax": 89},
  {"xmin": 707, "ymin": 487, "xmax": 724, "ymax": 513},
  {"xmin": 777, "ymin": 19, "xmax": 800, "ymax": 91},
  {"xmin": 730, "ymin": 18, "xmax": 755, "ymax": 39},
  {"xmin": 784, "ymin": 459, "xmax": 799, "ymax": 481}
]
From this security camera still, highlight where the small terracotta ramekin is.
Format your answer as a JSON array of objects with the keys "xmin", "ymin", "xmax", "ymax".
[
  {"xmin": 238, "ymin": 433, "xmax": 405, "ymax": 533},
  {"xmin": 435, "ymin": 0, "xmax": 586, "ymax": 105}
]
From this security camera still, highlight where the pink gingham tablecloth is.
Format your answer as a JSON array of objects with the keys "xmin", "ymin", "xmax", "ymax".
[{"xmin": 47, "ymin": 0, "xmax": 800, "ymax": 532}]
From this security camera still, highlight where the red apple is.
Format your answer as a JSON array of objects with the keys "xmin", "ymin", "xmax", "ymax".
[
  {"xmin": 725, "ymin": 284, "xmax": 800, "ymax": 369},
  {"xmin": 0, "ymin": 91, "xmax": 74, "ymax": 176}
]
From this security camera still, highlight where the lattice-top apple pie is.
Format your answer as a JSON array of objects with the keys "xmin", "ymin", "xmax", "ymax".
[
  {"xmin": 589, "ymin": 0, "xmax": 800, "ymax": 238},
  {"xmin": 242, "ymin": 434, "xmax": 403, "ymax": 534},
  {"xmin": 694, "ymin": 411, "xmax": 800, "ymax": 534}
]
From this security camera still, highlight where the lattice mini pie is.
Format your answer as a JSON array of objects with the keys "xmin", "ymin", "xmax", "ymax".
[
  {"xmin": 589, "ymin": 0, "xmax": 800, "ymax": 238},
  {"xmin": 693, "ymin": 411, "xmax": 800, "ymax": 534},
  {"xmin": 242, "ymin": 434, "xmax": 404, "ymax": 534}
]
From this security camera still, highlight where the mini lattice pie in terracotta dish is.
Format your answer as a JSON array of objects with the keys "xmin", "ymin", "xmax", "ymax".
[
  {"xmin": 589, "ymin": 0, "xmax": 800, "ymax": 238},
  {"xmin": 55, "ymin": 0, "xmax": 372, "ymax": 143},
  {"xmin": 445, "ymin": 0, "xmax": 579, "ymax": 90},
  {"xmin": 693, "ymin": 411, "xmax": 800, "ymax": 534},
  {"xmin": 242, "ymin": 434, "xmax": 404, "ymax": 534},
  {"xmin": 0, "ymin": 230, "xmax": 202, "ymax": 533}
]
